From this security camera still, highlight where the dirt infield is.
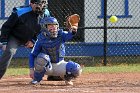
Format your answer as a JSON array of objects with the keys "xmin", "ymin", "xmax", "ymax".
[{"xmin": 0, "ymin": 72, "xmax": 140, "ymax": 93}]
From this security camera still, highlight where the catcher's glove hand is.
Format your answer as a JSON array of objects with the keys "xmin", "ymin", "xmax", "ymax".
[{"xmin": 65, "ymin": 14, "xmax": 80, "ymax": 30}]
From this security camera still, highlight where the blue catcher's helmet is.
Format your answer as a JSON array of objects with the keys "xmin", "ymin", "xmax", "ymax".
[
  {"xmin": 66, "ymin": 61, "xmax": 82, "ymax": 78},
  {"xmin": 42, "ymin": 17, "xmax": 59, "ymax": 25},
  {"xmin": 40, "ymin": 17, "xmax": 59, "ymax": 38}
]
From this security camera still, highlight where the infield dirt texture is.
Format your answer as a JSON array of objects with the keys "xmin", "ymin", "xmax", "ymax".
[{"xmin": 0, "ymin": 73, "xmax": 140, "ymax": 93}]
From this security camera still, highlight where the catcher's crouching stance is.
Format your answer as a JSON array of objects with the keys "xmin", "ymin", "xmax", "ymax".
[
  {"xmin": 29, "ymin": 16, "xmax": 82, "ymax": 85},
  {"xmin": 32, "ymin": 53, "xmax": 82, "ymax": 85}
]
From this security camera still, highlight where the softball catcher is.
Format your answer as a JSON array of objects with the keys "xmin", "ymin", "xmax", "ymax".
[{"xmin": 29, "ymin": 16, "xmax": 82, "ymax": 85}]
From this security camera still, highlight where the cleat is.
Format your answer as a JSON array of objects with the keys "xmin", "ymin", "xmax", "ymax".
[
  {"xmin": 30, "ymin": 80, "xmax": 40, "ymax": 85},
  {"xmin": 65, "ymin": 80, "xmax": 73, "ymax": 86}
]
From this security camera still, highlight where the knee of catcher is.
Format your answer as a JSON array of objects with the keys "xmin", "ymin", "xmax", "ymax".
[
  {"xmin": 65, "ymin": 61, "xmax": 82, "ymax": 79},
  {"xmin": 35, "ymin": 53, "xmax": 51, "ymax": 73}
]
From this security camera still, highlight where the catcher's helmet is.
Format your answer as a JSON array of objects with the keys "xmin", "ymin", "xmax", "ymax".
[
  {"xmin": 41, "ymin": 17, "xmax": 59, "ymax": 26},
  {"xmin": 40, "ymin": 17, "xmax": 59, "ymax": 38},
  {"xmin": 66, "ymin": 61, "xmax": 82, "ymax": 78}
]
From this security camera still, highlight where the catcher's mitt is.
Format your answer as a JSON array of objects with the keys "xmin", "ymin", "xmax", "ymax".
[{"xmin": 65, "ymin": 14, "xmax": 80, "ymax": 29}]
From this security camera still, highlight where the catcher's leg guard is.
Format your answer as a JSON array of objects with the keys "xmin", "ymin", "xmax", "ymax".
[
  {"xmin": 63, "ymin": 61, "xmax": 82, "ymax": 85},
  {"xmin": 64, "ymin": 61, "xmax": 82, "ymax": 81},
  {"xmin": 34, "ymin": 53, "xmax": 52, "ymax": 82},
  {"xmin": 34, "ymin": 70, "xmax": 46, "ymax": 82}
]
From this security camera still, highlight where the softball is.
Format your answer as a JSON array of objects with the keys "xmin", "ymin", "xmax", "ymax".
[{"xmin": 109, "ymin": 16, "xmax": 118, "ymax": 23}]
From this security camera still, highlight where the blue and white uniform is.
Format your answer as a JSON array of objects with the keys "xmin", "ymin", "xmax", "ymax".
[
  {"xmin": 29, "ymin": 17, "xmax": 82, "ymax": 83},
  {"xmin": 29, "ymin": 29, "xmax": 73, "ymax": 66},
  {"xmin": 29, "ymin": 29, "xmax": 82, "ymax": 81}
]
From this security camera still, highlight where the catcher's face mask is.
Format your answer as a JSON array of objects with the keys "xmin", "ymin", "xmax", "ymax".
[
  {"xmin": 46, "ymin": 24, "xmax": 58, "ymax": 38},
  {"xmin": 40, "ymin": 17, "xmax": 59, "ymax": 38},
  {"xmin": 30, "ymin": 0, "xmax": 48, "ymax": 15}
]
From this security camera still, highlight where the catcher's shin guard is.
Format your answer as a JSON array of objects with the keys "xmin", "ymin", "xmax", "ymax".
[
  {"xmin": 35, "ymin": 53, "xmax": 52, "ymax": 73},
  {"xmin": 65, "ymin": 61, "xmax": 82, "ymax": 79},
  {"xmin": 34, "ymin": 70, "xmax": 46, "ymax": 82}
]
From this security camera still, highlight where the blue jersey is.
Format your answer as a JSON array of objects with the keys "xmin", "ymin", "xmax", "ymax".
[{"xmin": 29, "ymin": 29, "xmax": 74, "ymax": 68}]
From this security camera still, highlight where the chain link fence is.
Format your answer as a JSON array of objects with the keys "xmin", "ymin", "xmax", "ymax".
[{"xmin": 0, "ymin": 0, "xmax": 140, "ymax": 66}]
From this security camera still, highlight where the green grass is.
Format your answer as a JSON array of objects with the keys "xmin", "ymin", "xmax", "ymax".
[
  {"xmin": 5, "ymin": 68, "xmax": 29, "ymax": 76},
  {"xmin": 83, "ymin": 64, "xmax": 140, "ymax": 73},
  {"xmin": 5, "ymin": 64, "xmax": 140, "ymax": 76}
]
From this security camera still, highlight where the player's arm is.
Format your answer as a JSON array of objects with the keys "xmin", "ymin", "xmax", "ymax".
[
  {"xmin": 29, "ymin": 39, "xmax": 41, "ymax": 79},
  {"xmin": 61, "ymin": 27, "xmax": 77, "ymax": 41},
  {"xmin": 29, "ymin": 39, "xmax": 42, "ymax": 68},
  {"xmin": 1, "ymin": 9, "xmax": 18, "ymax": 44}
]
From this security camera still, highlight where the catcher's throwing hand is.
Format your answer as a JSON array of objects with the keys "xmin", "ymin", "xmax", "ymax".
[
  {"xmin": 66, "ymin": 14, "xmax": 80, "ymax": 30},
  {"xmin": 29, "ymin": 68, "xmax": 34, "ymax": 79}
]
